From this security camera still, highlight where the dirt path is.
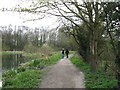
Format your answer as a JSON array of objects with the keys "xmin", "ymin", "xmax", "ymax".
[{"xmin": 39, "ymin": 55, "xmax": 85, "ymax": 88}]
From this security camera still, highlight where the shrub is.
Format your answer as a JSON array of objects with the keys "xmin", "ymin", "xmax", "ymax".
[
  {"xmin": 17, "ymin": 67, "xmax": 26, "ymax": 73},
  {"xmin": 3, "ymin": 70, "xmax": 17, "ymax": 79}
]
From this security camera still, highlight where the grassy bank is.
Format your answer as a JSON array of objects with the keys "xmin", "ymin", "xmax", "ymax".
[
  {"xmin": 71, "ymin": 54, "xmax": 117, "ymax": 88},
  {"xmin": 2, "ymin": 52, "xmax": 61, "ymax": 88}
]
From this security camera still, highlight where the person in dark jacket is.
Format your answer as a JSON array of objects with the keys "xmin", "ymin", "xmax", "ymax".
[
  {"xmin": 61, "ymin": 48, "xmax": 64, "ymax": 59},
  {"xmin": 65, "ymin": 49, "xmax": 69, "ymax": 58}
]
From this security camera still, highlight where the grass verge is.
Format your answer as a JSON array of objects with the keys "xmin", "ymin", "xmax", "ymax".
[
  {"xmin": 71, "ymin": 54, "xmax": 118, "ymax": 88},
  {"xmin": 3, "ymin": 70, "xmax": 40, "ymax": 88},
  {"xmin": 2, "ymin": 52, "xmax": 61, "ymax": 88}
]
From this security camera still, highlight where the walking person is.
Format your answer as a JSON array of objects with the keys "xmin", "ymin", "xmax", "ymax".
[
  {"xmin": 65, "ymin": 49, "xmax": 69, "ymax": 58},
  {"xmin": 61, "ymin": 48, "xmax": 65, "ymax": 59}
]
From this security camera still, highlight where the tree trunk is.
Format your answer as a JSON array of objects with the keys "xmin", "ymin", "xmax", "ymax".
[
  {"xmin": 116, "ymin": 72, "xmax": 120, "ymax": 89},
  {"xmin": 89, "ymin": 31, "xmax": 98, "ymax": 72},
  {"xmin": 116, "ymin": 56, "xmax": 120, "ymax": 88}
]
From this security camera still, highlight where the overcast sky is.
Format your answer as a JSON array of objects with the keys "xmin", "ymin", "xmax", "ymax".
[{"xmin": 0, "ymin": 0, "xmax": 59, "ymax": 29}]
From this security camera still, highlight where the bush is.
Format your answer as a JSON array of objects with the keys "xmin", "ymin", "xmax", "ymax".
[
  {"xmin": 33, "ymin": 60, "xmax": 41, "ymax": 67},
  {"xmin": 23, "ymin": 43, "xmax": 39, "ymax": 53},
  {"xmin": 3, "ymin": 70, "xmax": 17, "ymax": 79},
  {"xmin": 17, "ymin": 67, "xmax": 26, "ymax": 73}
]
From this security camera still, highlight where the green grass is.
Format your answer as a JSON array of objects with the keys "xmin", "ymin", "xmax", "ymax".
[
  {"xmin": 3, "ymin": 70, "xmax": 40, "ymax": 88},
  {"xmin": 69, "ymin": 51, "xmax": 76, "ymax": 54},
  {"xmin": 2, "ymin": 52, "xmax": 61, "ymax": 88},
  {"xmin": 48, "ymin": 52, "xmax": 61, "ymax": 65},
  {"xmin": 12, "ymin": 70, "xmax": 40, "ymax": 88},
  {"xmin": 71, "ymin": 54, "xmax": 118, "ymax": 88},
  {"xmin": 26, "ymin": 52, "xmax": 61, "ymax": 69}
]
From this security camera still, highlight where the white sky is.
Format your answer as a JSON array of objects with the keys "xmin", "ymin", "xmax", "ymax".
[{"xmin": 0, "ymin": 0, "xmax": 59, "ymax": 29}]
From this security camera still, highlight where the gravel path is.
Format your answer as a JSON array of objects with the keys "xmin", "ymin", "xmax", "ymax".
[{"xmin": 39, "ymin": 55, "xmax": 85, "ymax": 88}]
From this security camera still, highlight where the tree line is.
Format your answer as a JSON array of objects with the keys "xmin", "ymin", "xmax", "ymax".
[
  {"xmin": 1, "ymin": 24, "xmax": 77, "ymax": 52},
  {"xmin": 1, "ymin": 25, "xmax": 47, "ymax": 51}
]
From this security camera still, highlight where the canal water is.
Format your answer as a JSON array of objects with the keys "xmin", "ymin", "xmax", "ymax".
[{"xmin": 2, "ymin": 54, "xmax": 30, "ymax": 71}]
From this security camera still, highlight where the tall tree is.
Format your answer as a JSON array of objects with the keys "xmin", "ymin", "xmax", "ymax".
[{"xmin": 102, "ymin": 2, "xmax": 120, "ymax": 87}]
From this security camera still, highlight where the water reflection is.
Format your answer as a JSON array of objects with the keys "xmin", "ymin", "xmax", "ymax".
[{"xmin": 2, "ymin": 54, "xmax": 28, "ymax": 71}]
